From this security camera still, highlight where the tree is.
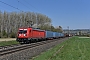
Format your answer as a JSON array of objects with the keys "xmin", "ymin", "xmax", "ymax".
[{"xmin": 0, "ymin": 11, "xmax": 52, "ymax": 38}]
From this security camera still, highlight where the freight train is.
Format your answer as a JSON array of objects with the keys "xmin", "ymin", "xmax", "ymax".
[{"xmin": 16, "ymin": 27, "xmax": 65, "ymax": 43}]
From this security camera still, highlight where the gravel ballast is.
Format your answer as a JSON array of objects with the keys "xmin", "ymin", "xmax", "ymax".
[{"xmin": 0, "ymin": 38, "xmax": 68, "ymax": 60}]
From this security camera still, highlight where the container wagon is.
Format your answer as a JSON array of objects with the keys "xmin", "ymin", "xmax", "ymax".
[{"xmin": 45, "ymin": 31, "xmax": 53, "ymax": 39}]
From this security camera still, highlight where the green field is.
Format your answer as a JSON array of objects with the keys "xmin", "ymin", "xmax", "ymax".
[
  {"xmin": 0, "ymin": 40, "xmax": 19, "ymax": 46},
  {"xmin": 32, "ymin": 37, "xmax": 90, "ymax": 60}
]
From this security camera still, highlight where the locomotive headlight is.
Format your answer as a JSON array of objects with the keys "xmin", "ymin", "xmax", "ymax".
[
  {"xmin": 24, "ymin": 34, "xmax": 27, "ymax": 36},
  {"xmin": 19, "ymin": 34, "xmax": 21, "ymax": 36},
  {"xmin": 24, "ymin": 34, "xmax": 25, "ymax": 36}
]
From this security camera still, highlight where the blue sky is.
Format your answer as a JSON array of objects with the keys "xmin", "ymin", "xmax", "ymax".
[{"xmin": 0, "ymin": 0, "xmax": 90, "ymax": 29}]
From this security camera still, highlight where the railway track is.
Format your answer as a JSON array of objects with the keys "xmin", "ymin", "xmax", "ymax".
[
  {"xmin": 0, "ymin": 44, "xmax": 20, "ymax": 50},
  {"xmin": 0, "ymin": 38, "xmax": 66, "ymax": 57}
]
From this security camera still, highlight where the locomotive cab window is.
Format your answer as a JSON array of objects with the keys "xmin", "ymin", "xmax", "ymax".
[{"xmin": 19, "ymin": 30, "xmax": 27, "ymax": 34}]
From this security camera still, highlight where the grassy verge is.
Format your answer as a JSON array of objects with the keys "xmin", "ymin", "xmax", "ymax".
[
  {"xmin": 32, "ymin": 36, "xmax": 90, "ymax": 60},
  {"xmin": 0, "ymin": 40, "xmax": 19, "ymax": 46}
]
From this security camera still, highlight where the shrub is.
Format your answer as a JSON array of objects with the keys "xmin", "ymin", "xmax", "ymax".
[
  {"xmin": 2, "ymin": 30, "xmax": 8, "ymax": 38},
  {"xmin": 9, "ymin": 32, "xmax": 16, "ymax": 38},
  {"xmin": 87, "ymin": 34, "xmax": 90, "ymax": 37}
]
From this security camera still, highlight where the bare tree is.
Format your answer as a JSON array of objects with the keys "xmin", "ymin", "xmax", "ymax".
[{"xmin": 0, "ymin": 11, "xmax": 53, "ymax": 38}]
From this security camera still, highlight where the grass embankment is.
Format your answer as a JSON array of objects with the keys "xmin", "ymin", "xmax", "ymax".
[
  {"xmin": 32, "ymin": 37, "xmax": 90, "ymax": 60},
  {"xmin": 0, "ymin": 40, "xmax": 19, "ymax": 46}
]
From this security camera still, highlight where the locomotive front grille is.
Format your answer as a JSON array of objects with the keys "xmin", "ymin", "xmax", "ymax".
[{"xmin": 17, "ymin": 38, "xmax": 28, "ymax": 42}]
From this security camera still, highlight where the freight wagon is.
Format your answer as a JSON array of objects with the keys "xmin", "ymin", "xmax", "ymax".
[
  {"xmin": 45, "ymin": 31, "xmax": 53, "ymax": 39},
  {"xmin": 53, "ymin": 32, "xmax": 60, "ymax": 38},
  {"xmin": 16, "ymin": 27, "xmax": 65, "ymax": 43},
  {"xmin": 60, "ymin": 33, "xmax": 65, "ymax": 38}
]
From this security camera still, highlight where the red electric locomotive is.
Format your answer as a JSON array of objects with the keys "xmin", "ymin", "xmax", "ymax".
[{"xmin": 16, "ymin": 27, "xmax": 45, "ymax": 43}]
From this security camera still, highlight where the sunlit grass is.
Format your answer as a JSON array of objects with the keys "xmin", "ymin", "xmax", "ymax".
[
  {"xmin": 0, "ymin": 40, "xmax": 19, "ymax": 46},
  {"xmin": 32, "ymin": 36, "xmax": 90, "ymax": 60}
]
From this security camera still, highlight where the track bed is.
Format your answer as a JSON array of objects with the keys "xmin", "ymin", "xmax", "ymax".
[{"xmin": 0, "ymin": 38, "xmax": 68, "ymax": 60}]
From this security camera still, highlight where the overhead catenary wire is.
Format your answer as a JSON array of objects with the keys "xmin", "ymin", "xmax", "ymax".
[
  {"xmin": 22, "ymin": 0, "xmax": 40, "ymax": 27},
  {"xmin": 17, "ymin": 0, "xmax": 33, "ymax": 12},
  {"xmin": 17, "ymin": 0, "xmax": 41, "ymax": 27},
  {"xmin": 23, "ymin": 0, "xmax": 41, "ymax": 12},
  {"xmin": 0, "ymin": 3, "xmax": 11, "ymax": 11},
  {"xmin": 0, "ymin": 0, "xmax": 40, "ymax": 27},
  {"xmin": 0, "ymin": 0, "xmax": 41, "ymax": 13},
  {"xmin": 0, "ymin": 0, "xmax": 23, "ymax": 12}
]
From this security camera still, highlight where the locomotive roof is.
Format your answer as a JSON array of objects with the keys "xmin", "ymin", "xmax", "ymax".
[
  {"xmin": 32, "ymin": 28, "xmax": 45, "ymax": 31},
  {"xmin": 19, "ymin": 27, "xmax": 45, "ymax": 31}
]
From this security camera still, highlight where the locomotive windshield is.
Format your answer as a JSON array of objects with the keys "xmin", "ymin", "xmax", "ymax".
[{"xmin": 19, "ymin": 30, "xmax": 27, "ymax": 34}]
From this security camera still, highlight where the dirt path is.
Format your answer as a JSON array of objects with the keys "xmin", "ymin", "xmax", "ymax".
[
  {"xmin": 78, "ymin": 37, "xmax": 90, "ymax": 38},
  {"xmin": 0, "ymin": 38, "xmax": 16, "ymax": 42}
]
